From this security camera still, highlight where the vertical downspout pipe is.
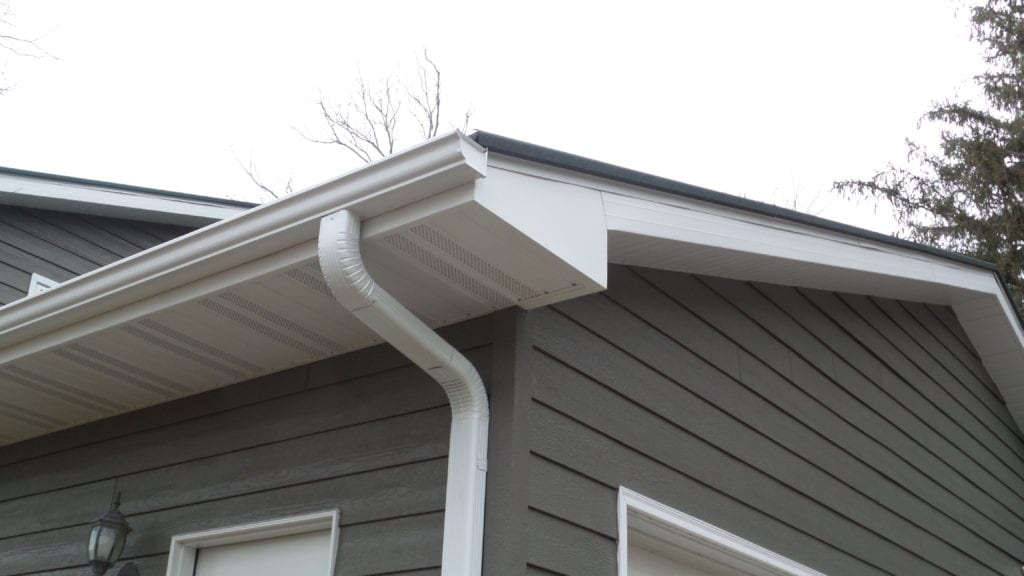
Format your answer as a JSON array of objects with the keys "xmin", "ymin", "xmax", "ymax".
[{"xmin": 318, "ymin": 209, "xmax": 489, "ymax": 576}]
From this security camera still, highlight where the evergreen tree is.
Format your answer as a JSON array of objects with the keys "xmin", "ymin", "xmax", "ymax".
[{"xmin": 835, "ymin": 0, "xmax": 1024, "ymax": 307}]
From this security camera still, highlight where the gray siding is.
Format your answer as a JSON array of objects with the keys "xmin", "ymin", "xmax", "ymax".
[
  {"xmin": 522, "ymin": 265, "xmax": 1024, "ymax": 576},
  {"xmin": 0, "ymin": 206, "xmax": 194, "ymax": 305},
  {"xmin": 0, "ymin": 317, "xmax": 493, "ymax": 576},
  {"xmin": 3, "ymin": 263, "xmax": 1022, "ymax": 576}
]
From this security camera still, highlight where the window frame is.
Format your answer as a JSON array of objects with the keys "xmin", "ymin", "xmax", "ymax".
[
  {"xmin": 618, "ymin": 487, "xmax": 826, "ymax": 576},
  {"xmin": 165, "ymin": 509, "xmax": 340, "ymax": 576}
]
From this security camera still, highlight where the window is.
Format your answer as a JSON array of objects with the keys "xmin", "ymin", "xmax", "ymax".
[
  {"xmin": 166, "ymin": 510, "xmax": 339, "ymax": 576},
  {"xmin": 618, "ymin": 488, "xmax": 825, "ymax": 576}
]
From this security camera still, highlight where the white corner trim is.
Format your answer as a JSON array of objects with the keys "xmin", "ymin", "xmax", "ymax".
[
  {"xmin": 165, "ymin": 509, "xmax": 340, "ymax": 576},
  {"xmin": 618, "ymin": 487, "xmax": 827, "ymax": 576}
]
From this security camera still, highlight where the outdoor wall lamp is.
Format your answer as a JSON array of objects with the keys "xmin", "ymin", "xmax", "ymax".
[{"xmin": 88, "ymin": 490, "xmax": 132, "ymax": 576}]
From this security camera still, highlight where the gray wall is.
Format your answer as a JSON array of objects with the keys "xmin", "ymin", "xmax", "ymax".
[
  {"xmin": 0, "ymin": 205, "xmax": 194, "ymax": 305},
  {"xmin": 514, "ymin": 265, "xmax": 1024, "ymax": 576},
  {"xmin": 3, "ymin": 263, "xmax": 1022, "ymax": 576},
  {"xmin": 0, "ymin": 316, "xmax": 493, "ymax": 576}
]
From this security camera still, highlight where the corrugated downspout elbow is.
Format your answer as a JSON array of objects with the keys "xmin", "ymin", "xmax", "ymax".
[{"xmin": 318, "ymin": 209, "xmax": 489, "ymax": 575}]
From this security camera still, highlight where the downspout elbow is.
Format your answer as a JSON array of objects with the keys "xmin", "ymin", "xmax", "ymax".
[{"xmin": 318, "ymin": 209, "xmax": 488, "ymax": 576}]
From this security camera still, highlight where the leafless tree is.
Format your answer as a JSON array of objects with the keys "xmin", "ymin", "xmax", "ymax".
[
  {"xmin": 243, "ymin": 52, "xmax": 471, "ymax": 199},
  {"xmin": 302, "ymin": 51, "xmax": 470, "ymax": 163},
  {"xmin": 235, "ymin": 154, "xmax": 293, "ymax": 200},
  {"xmin": 408, "ymin": 54, "xmax": 442, "ymax": 142},
  {"xmin": 768, "ymin": 173, "xmax": 831, "ymax": 217},
  {"xmin": 0, "ymin": 1, "xmax": 52, "ymax": 93},
  {"xmin": 306, "ymin": 74, "xmax": 402, "ymax": 163}
]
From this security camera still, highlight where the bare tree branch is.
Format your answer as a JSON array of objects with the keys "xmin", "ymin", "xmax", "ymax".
[
  {"xmin": 456, "ymin": 106, "xmax": 473, "ymax": 133},
  {"xmin": 304, "ymin": 51, "xmax": 469, "ymax": 164},
  {"xmin": 0, "ymin": 0, "xmax": 56, "ymax": 94},
  {"xmin": 408, "ymin": 51, "xmax": 441, "ymax": 139},
  {"xmin": 298, "ymin": 92, "xmax": 375, "ymax": 163},
  {"xmin": 0, "ymin": 2, "xmax": 53, "ymax": 59},
  {"xmin": 248, "ymin": 52, "xmax": 472, "ymax": 198},
  {"xmin": 234, "ymin": 153, "xmax": 292, "ymax": 200}
]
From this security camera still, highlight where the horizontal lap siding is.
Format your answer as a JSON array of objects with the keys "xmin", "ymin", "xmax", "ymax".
[
  {"xmin": 0, "ymin": 206, "xmax": 194, "ymax": 305},
  {"xmin": 0, "ymin": 318, "xmax": 492, "ymax": 576},
  {"xmin": 526, "ymin": 265, "xmax": 1024, "ymax": 576}
]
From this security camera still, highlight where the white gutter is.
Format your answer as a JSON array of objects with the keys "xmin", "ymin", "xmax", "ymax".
[
  {"xmin": 318, "ymin": 210, "xmax": 488, "ymax": 576},
  {"xmin": 0, "ymin": 132, "xmax": 486, "ymax": 358}
]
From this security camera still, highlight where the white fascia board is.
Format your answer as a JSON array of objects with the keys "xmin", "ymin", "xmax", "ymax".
[
  {"xmin": 0, "ymin": 131, "xmax": 487, "ymax": 357},
  {"xmin": 490, "ymin": 154, "xmax": 998, "ymax": 300},
  {"xmin": 602, "ymin": 192, "xmax": 997, "ymax": 298},
  {"xmin": 0, "ymin": 173, "xmax": 249, "ymax": 227}
]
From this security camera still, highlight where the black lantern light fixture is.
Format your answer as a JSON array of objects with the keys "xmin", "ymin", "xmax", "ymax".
[{"xmin": 88, "ymin": 489, "xmax": 132, "ymax": 576}]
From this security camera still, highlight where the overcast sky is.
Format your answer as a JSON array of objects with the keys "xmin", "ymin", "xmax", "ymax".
[{"xmin": 0, "ymin": 0, "xmax": 985, "ymax": 233}]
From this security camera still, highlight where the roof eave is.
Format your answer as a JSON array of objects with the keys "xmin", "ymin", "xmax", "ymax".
[
  {"xmin": 470, "ymin": 131, "xmax": 999, "ymax": 272},
  {"xmin": 478, "ymin": 143, "xmax": 1024, "ymax": 434},
  {"xmin": 0, "ymin": 166, "xmax": 257, "ymax": 227},
  {"xmin": 0, "ymin": 131, "xmax": 488, "ymax": 359}
]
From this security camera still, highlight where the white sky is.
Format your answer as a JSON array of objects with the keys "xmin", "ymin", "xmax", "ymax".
[{"xmin": 0, "ymin": 0, "xmax": 986, "ymax": 233}]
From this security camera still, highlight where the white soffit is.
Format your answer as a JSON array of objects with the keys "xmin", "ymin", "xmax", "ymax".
[
  {"xmin": 362, "ymin": 170, "xmax": 606, "ymax": 310},
  {"xmin": 491, "ymin": 154, "xmax": 1024, "ymax": 431}
]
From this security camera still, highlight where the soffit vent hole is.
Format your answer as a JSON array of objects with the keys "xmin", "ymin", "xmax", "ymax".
[
  {"xmin": 409, "ymin": 224, "xmax": 540, "ymax": 301},
  {"xmin": 383, "ymin": 232, "xmax": 514, "ymax": 308}
]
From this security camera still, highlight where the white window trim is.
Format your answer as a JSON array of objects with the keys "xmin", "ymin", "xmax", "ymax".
[
  {"xmin": 165, "ymin": 509, "xmax": 340, "ymax": 576},
  {"xmin": 618, "ymin": 487, "xmax": 826, "ymax": 576}
]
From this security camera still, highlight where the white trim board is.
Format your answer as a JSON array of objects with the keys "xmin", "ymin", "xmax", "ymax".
[
  {"xmin": 0, "ymin": 171, "xmax": 252, "ymax": 227},
  {"xmin": 618, "ymin": 487, "xmax": 827, "ymax": 576},
  {"xmin": 165, "ymin": 510, "xmax": 340, "ymax": 576}
]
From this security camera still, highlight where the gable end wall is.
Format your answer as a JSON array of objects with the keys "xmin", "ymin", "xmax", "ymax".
[{"xmin": 523, "ymin": 265, "xmax": 1024, "ymax": 576}]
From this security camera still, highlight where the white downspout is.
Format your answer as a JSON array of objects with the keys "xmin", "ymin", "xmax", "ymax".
[{"xmin": 318, "ymin": 209, "xmax": 488, "ymax": 576}]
